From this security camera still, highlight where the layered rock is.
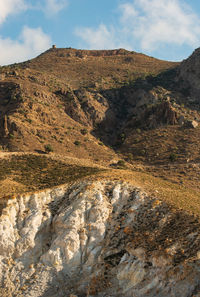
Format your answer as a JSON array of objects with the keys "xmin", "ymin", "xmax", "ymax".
[{"xmin": 0, "ymin": 181, "xmax": 200, "ymax": 296}]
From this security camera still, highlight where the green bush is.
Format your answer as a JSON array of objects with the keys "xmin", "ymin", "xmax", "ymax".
[
  {"xmin": 44, "ymin": 144, "xmax": 53, "ymax": 153},
  {"xmin": 117, "ymin": 159, "xmax": 126, "ymax": 167},
  {"xmin": 127, "ymin": 153, "xmax": 133, "ymax": 161},
  {"xmin": 136, "ymin": 128, "xmax": 141, "ymax": 133},
  {"xmin": 80, "ymin": 128, "xmax": 88, "ymax": 135},
  {"xmin": 74, "ymin": 140, "xmax": 81, "ymax": 146},
  {"xmin": 169, "ymin": 153, "xmax": 177, "ymax": 162},
  {"xmin": 26, "ymin": 118, "xmax": 32, "ymax": 124}
]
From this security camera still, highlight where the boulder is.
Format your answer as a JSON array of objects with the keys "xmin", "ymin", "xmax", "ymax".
[{"xmin": 187, "ymin": 120, "xmax": 198, "ymax": 128}]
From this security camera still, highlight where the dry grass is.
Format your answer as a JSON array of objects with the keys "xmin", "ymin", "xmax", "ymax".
[
  {"xmin": 121, "ymin": 124, "xmax": 200, "ymax": 165},
  {"xmin": 0, "ymin": 154, "xmax": 102, "ymax": 198},
  {"xmin": 91, "ymin": 169, "xmax": 200, "ymax": 217},
  {"xmin": 0, "ymin": 150, "xmax": 199, "ymax": 217},
  {"xmin": 26, "ymin": 48, "xmax": 178, "ymax": 89}
]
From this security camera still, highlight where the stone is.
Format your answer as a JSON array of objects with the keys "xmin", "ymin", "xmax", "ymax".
[
  {"xmin": 197, "ymin": 251, "xmax": 200, "ymax": 259},
  {"xmin": 187, "ymin": 120, "xmax": 198, "ymax": 128}
]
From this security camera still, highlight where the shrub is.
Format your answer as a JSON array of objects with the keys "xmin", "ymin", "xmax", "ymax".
[
  {"xmin": 136, "ymin": 128, "xmax": 141, "ymax": 133},
  {"xmin": 117, "ymin": 159, "xmax": 126, "ymax": 167},
  {"xmin": 26, "ymin": 118, "xmax": 32, "ymax": 124},
  {"xmin": 127, "ymin": 153, "xmax": 133, "ymax": 161},
  {"xmin": 44, "ymin": 144, "xmax": 53, "ymax": 153},
  {"xmin": 74, "ymin": 140, "xmax": 81, "ymax": 146},
  {"xmin": 80, "ymin": 128, "xmax": 88, "ymax": 135},
  {"xmin": 169, "ymin": 153, "xmax": 177, "ymax": 162}
]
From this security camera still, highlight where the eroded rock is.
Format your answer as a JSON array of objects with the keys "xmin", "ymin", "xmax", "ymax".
[{"xmin": 0, "ymin": 181, "xmax": 199, "ymax": 296}]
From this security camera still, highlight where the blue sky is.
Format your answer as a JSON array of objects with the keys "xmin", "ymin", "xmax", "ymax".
[{"xmin": 1, "ymin": 0, "xmax": 200, "ymax": 65}]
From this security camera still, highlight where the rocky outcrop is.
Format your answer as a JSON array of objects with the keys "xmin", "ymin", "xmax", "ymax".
[
  {"xmin": 56, "ymin": 48, "xmax": 131, "ymax": 58},
  {"xmin": 0, "ymin": 181, "xmax": 200, "ymax": 296},
  {"xmin": 178, "ymin": 47, "xmax": 200, "ymax": 99}
]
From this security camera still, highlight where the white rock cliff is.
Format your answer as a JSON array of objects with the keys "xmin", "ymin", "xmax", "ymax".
[{"xmin": 0, "ymin": 180, "xmax": 200, "ymax": 296}]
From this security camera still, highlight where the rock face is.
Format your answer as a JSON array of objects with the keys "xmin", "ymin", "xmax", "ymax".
[
  {"xmin": 178, "ymin": 47, "xmax": 200, "ymax": 99},
  {"xmin": 0, "ymin": 181, "xmax": 200, "ymax": 296}
]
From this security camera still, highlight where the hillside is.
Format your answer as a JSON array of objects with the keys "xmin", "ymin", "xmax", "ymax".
[
  {"xmin": 0, "ymin": 48, "xmax": 178, "ymax": 157},
  {"xmin": 0, "ymin": 47, "xmax": 200, "ymax": 296},
  {"xmin": 0, "ymin": 48, "xmax": 199, "ymax": 197}
]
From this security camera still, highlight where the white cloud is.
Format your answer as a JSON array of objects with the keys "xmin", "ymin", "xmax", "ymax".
[
  {"xmin": 75, "ymin": 24, "xmax": 117, "ymax": 49},
  {"xmin": 0, "ymin": 0, "xmax": 27, "ymax": 25},
  {"xmin": 0, "ymin": 27, "xmax": 51, "ymax": 65},
  {"xmin": 120, "ymin": 0, "xmax": 200, "ymax": 51},
  {"xmin": 45, "ymin": 0, "xmax": 68, "ymax": 15},
  {"xmin": 0, "ymin": 0, "xmax": 69, "ymax": 23},
  {"xmin": 75, "ymin": 24, "xmax": 132, "ymax": 50},
  {"xmin": 75, "ymin": 0, "xmax": 200, "ymax": 55}
]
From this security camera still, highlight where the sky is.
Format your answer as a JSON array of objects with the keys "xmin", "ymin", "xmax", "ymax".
[{"xmin": 1, "ymin": 0, "xmax": 200, "ymax": 65}]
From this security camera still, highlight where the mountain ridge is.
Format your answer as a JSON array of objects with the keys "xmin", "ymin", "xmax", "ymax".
[{"xmin": 0, "ymin": 47, "xmax": 199, "ymax": 197}]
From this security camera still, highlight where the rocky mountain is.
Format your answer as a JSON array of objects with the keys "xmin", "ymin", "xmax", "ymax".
[
  {"xmin": 0, "ymin": 47, "xmax": 200, "ymax": 296},
  {"xmin": 0, "ymin": 48, "xmax": 178, "ymax": 157},
  {"xmin": 0, "ymin": 47, "xmax": 200, "ymax": 165}
]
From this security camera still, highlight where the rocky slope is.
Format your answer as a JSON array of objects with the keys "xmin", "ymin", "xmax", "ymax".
[
  {"xmin": 0, "ymin": 180, "xmax": 200, "ymax": 297},
  {"xmin": 1, "ymin": 47, "xmax": 200, "ymax": 296},
  {"xmin": 0, "ymin": 47, "xmax": 178, "ymax": 159},
  {"xmin": 0, "ymin": 47, "xmax": 200, "ymax": 164}
]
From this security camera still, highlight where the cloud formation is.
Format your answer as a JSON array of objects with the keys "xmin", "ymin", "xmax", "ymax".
[
  {"xmin": 0, "ymin": 27, "xmax": 51, "ymax": 65},
  {"xmin": 0, "ymin": 0, "xmax": 27, "ymax": 25},
  {"xmin": 120, "ymin": 0, "xmax": 200, "ymax": 51},
  {"xmin": 75, "ymin": 24, "xmax": 132, "ymax": 50},
  {"xmin": 75, "ymin": 24, "xmax": 117, "ymax": 49},
  {"xmin": 45, "ymin": 0, "xmax": 69, "ymax": 16},
  {"xmin": 75, "ymin": 0, "xmax": 200, "ymax": 55},
  {"xmin": 0, "ymin": 0, "xmax": 69, "ymax": 24},
  {"xmin": 0, "ymin": 0, "xmax": 67, "ymax": 65}
]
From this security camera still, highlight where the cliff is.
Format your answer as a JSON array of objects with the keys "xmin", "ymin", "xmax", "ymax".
[{"xmin": 0, "ymin": 180, "xmax": 200, "ymax": 297}]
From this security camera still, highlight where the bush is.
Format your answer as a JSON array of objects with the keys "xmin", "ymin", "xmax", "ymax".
[
  {"xmin": 136, "ymin": 128, "xmax": 141, "ymax": 133},
  {"xmin": 127, "ymin": 153, "xmax": 133, "ymax": 161},
  {"xmin": 44, "ymin": 144, "xmax": 53, "ymax": 153},
  {"xmin": 117, "ymin": 159, "xmax": 126, "ymax": 167},
  {"xmin": 26, "ymin": 118, "xmax": 32, "ymax": 124},
  {"xmin": 169, "ymin": 153, "xmax": 177, "ymax": 162},
  {"xmin": 74, "ymin": 140, "xmax": 81, "ymax": 146},
  {"xmin": 80, "ymin": 128, "xmax": 88, "ymax": 135}
]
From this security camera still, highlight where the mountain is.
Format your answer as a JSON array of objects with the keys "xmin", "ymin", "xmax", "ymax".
[
  {"xmin": 0, "ymin": 47, "xmax": 200, "ymax": 296},
  {"xmin": 0, "ymin": 48, "xmax": 177, "ymax": 156}
]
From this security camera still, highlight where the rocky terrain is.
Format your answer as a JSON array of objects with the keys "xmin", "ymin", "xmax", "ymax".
[
  {"xmin": 1, "ymin": 180, "xmax": 200, "ymax": 297},
  {"xmin": 0, "ymin": 47, "xmax": 200, "ymax": 296}
]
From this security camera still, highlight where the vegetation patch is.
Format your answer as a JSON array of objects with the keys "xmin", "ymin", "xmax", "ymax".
[
  {"xmin": 0, "ymin": 155, "xmax": 102, "ymax": 197},
  {"xmin": 44, "ymin": 144, "xmax": 54, "ymax": 153}
]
